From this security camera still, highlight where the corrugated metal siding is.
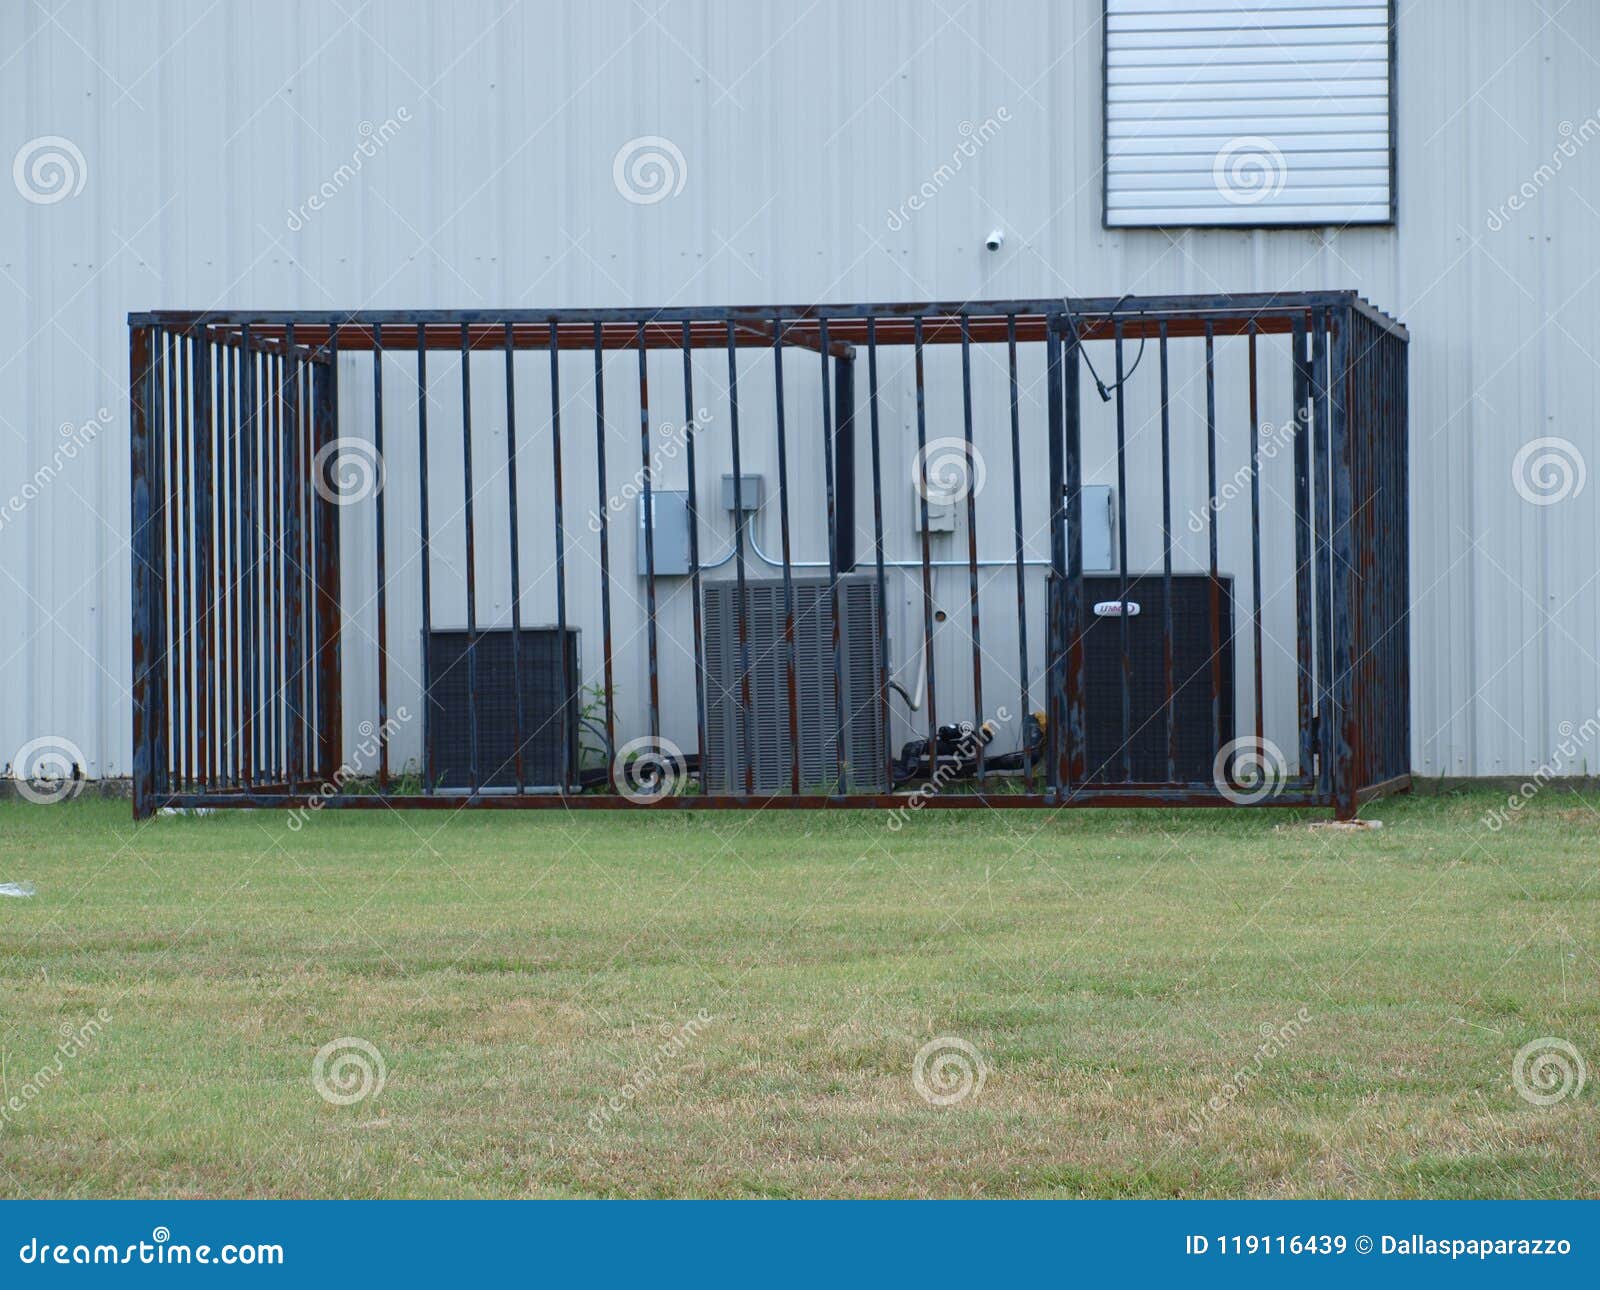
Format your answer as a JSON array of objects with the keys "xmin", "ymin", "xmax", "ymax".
[
  {"xmin": 1, "ymin": 0, "xmax": 1595, "ymax": 781},
  {"xmin": 1105, "ymin": 0, "xmax": 1394, "ymax": 226}
]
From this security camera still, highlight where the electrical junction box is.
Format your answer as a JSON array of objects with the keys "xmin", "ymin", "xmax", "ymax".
[
  {"xmin": 911, "ymin": 484, "xmax": 957, "ymax": 533},
  {"xmin": 721, "ymin": 473, "xmax": 764, "ymax": 512},
  {"xmin": 1081, "ymin": 484, "xmax": 1115, "ymax": 572},
  {"xmin": 636, "ymin": 489, "xmax": 693, "ymax": 576}
]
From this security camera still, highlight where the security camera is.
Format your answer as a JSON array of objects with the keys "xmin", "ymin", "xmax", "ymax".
[{"xmin": 984, "ymin": 229, "xmax": 1005, "ymax": 252}]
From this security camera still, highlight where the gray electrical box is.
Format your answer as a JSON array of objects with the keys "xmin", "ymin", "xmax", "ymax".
[
  {"xmin": 720, "ymin": 473, "xmax": 764, "ymax": 512},
  {"xmin": 636, "ymin": 489, "xmax": 693, "ymax": 576},
  {"xmin": 1082, "ymin": 484, "xmax": 1115, "ymax": 572}
]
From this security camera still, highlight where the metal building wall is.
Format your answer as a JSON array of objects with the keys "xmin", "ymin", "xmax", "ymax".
[{"xmin": 2, "ymin": 0, "xmax": 1595, "ymax": 781}]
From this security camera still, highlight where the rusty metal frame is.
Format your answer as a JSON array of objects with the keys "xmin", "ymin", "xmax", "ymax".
[{"xmin": 128, "ymin": 292, "xmax": 1409, "ymax": 820}]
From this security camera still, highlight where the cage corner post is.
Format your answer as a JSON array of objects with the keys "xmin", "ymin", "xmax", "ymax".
[
  {"xmin": 129, "ymin": 321, "xmax": 165, "ymax": 820},
  {"xmin": 1330, "ymin": 302, "xmax": 1359, "ymax": 821}
]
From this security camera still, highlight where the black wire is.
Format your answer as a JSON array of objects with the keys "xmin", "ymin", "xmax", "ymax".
[{"xmin": 1066, "ymin": 294, "xmax": 1148, "ymax": 402}]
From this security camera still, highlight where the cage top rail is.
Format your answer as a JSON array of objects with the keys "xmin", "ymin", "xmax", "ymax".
[{"xmin": 128, "ymin": 290, "xmax": 1407, "ymax": 347}]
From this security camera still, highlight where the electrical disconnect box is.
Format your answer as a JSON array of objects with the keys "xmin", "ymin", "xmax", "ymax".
[
  {"xmin": 721, "ymin": 473, "xmax": 764, "ymax": 512},
  {"xmin": 636, "ymin": 489, "xmax": 693, "ymax": 576}
]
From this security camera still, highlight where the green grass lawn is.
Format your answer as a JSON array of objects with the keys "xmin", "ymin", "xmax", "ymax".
[{"xmin": 0, "ymin": 789, "xmax": 1595, "ymax": 1198}]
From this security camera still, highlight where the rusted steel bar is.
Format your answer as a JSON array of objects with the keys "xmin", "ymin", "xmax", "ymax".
[
  {"xmin": 460, "ymin": 324, "xmax": 481, "ymax": 792},
  {"xmin": 1312, "ymin": 308, "xmax": 1334, "ymax": 804},
  {"xmin": 1045, "ymin": 317, "xmax": 1066, "ymax": 796},
  {"xmin": 1291, "ymin": 316, "xmax": 1314, "ymax": 785},
  {"xmin": 194, "ymin": 331, "xmax": 214, "ymax": 790},
  {"xmin": 682, "ymin": 322, "xmax": 708, "ymax": 783},
  {"xmin": 1159, "ymin": 322, "xmax": 1175, "ymax": 783},
  {"xmin": 1329, "ymin": 306, "xmax": 1357, "ymax": 819},
  {"xmin": 164, "ymin": 331, "xmax": 184, "ymax": 788},
  {"xmin": 240, "ymin": 330, "xmax": 256, "ymax": 787},
  {"xmin": 373, "ymin": 324, "xmax": 389, "ymax": 786},
  {"xmin": 313, "ymin": 335, "xmax": 341, "ymax": 782},
  {"xmin": 1062, "ymin": 324, "xmax": 1086, "ymax": 788},
  {"xmin": 1113, "ymin": 324, "xmax": 1131, "ymax": 782},
  {"xmin": 865, "ymin": 319, "xmax": 892, "ymax": 792},
  {"xmin": 282, "ymin": 327, "xmax": 305, "ymax": 789},
  {"xmin": 772, "ymin": 319, "xmax": 801, "ymax": 795},
  {"xmin": 226, "ymin": 343, "xmax": 242, "ymax": 786},
  {"xmin": 1204, "ymin": 322, "xmax": 1222, "ymax": 770},
  {"xmin": 592, "ymin": 327, "xmax": 616, "ymax": 791},
  {"xmin": 542, "ymin": 321, "xmax": 570, "ymax": 790},
  {"xmin": 725, "ymin": 322, "xmax": 755, "ymax": 796},
  {"xmin": 637, "ymin": 324, "xmax": 661, "ymax": 746},
  {"xmin": 959, "ymin": 315, "xmax": 985, "ymax": 782},
  {"xmin": 505, "ymin": 323, "xmax": 526, "ymax": 793},
  {"xmin": 1248, "ymin": 324, "xmax": 1264, "ymax": 754},
  {"xmin": 416, "ymin": 327, "xmax": 435, "ymax": 793},
  {"xmin": 818, "ymin": 318, "xmax": 846, "ymax": 793},
  {"xmin": 1007, "ymin": 315, "xmax": 1031, "ymax": 790},
  {"xmin": 129, "ymin": 324, "xmax": 159, "ymax": 818},
  {"xmin": 913, "ymin": 316, "xmax": 938, "ymax": 772}
]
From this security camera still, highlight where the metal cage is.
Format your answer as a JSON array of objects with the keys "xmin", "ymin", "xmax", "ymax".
[{"xmin": 128, "ymin": 292, "xmax": 1409, "ymax": 819}]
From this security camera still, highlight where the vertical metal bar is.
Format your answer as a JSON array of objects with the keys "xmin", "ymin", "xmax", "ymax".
[
  {"xmin": 725, "ymin": 321, "xmax": 755, "ymax": 796},
  {"xmin": 1313, "ymin": 308, "xmax": 1334, "ymax": 804},
  {"xmin": 771, "ymin": 319, "xmax": 801, "ymax": 794},
  {"xmin": 502, "ymin": 324, "xmax": 524, "ymax": 792},
  {"xmin": 194, "ymin": 330, "xmax": 214, "ymax": 790},
  {"xmin": 553, "ymin": 320, "xmax": 572, "ymax": 787},
  {"xmin": 372, "ymin": 323, "xmax": 389, "ymax": 786},
  {"xmin": 269, "ymin": 350, "xmax": 283, "ymax": 783},
  {"xmin": 913, "ymin": 315, "xmax": 938, "ymax": 773},
  {"xmin": 416, "ymin": 326, "xmax": 435, "ymax": 794},
  {"xmin": 682, "ymin": 322, "xmax": 709, "ymax": 785},
  {"xmin": 150, "ymin": 328, "xmax": 170, "ymax": 798},
  {"xmin": 226, "ymin": 343, "xmax": 241, "ymax": 787},
  {"xmin": 819, "ymin": 318, "xmax": 846, "ymax": 793},
  {"xmin": 1113, "ymin": 323, "xmax": 1131, "ymax": 782},
  {"xmin": 637, "ymin": 324, "xmax": 661, "ymax": 746},
  {"xmin": 1006, "ymin": 315, "xmax": 1032, "ymax": 790},
  {"xmin": 130, "ymin": 325, "xmax": 158, "ymax": 818},
  {"xmin": 164, "ymin": 331, "xmax": 184, "ymax": 789},
  {"xmin": 1045, "ymin": 315, "xmax": 1066, "ymax": 797},
  {"xmin": 865, "ymin": 318, "xmax": 891, "ymax": 792},
  {"xmin": 1248, "ymin": 323, "xmax": 1264, "ymax": 755},
  {"xmin": 1063, "ymin": 321, "xmax": 1085, "ymax": 788},
  {"xmin": 240, "ymin": 330, "xmax": 255, "ymax": 787},
  {"xmin": 1291, "ymin": 315, "xmax": 1314, "ymax": 784},
  {"xmin": 1158, "ymin": 322, "xmax": 1175, "ymax": 784},
  {"xmin": 1204, "ymin": 321, "xmax": 1222, "ymax": 772},
  {"xmin": 833, "ymin": 354, "xmax": 857, "ymax": 574},
  {"xmin": 460, "ymin": 323, "xmax": 480, "ymax": 794},
  {"xmin": 314, "ymin": 336, "xmax": 341, "ymax": 783},
  {"xmin": 282, "ymin": 325, "xmax": 303, "ymax": 789},
  {"xmin": 1329, "ymin": 306, "xmax": 1357, "ymax": 818},
  {"xmin": 179, "ymin": 331, "xmax": 196, "ymax": 787},
  {"xmin": 593, "ymin": 326, "xmax": 616, "ymax": 791},
  {"xmin": 959, "ymin": 315, "xmax": 984, "ymax": 782}
]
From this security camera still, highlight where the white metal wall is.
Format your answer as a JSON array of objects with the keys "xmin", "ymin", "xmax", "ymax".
[{"xmin": 2, "ymin": 0, "xmax": 1596, "ymax": 780}]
